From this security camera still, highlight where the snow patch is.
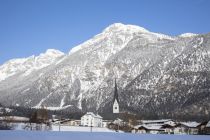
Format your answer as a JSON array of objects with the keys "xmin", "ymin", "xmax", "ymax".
[
  {"xmin": 179, "ymin": 33, "xmax": 198, "ymax": 38},
  {"xmin": 34, "ymin": 92, "xmax": 53, "ymax": 108},
  {"xmin": 46, "ymin": 105, "xmax": 73, "ymax": 110},
  {"xmin": 60, "ymin": 94, "xmax": 66, "ymax": 107}
]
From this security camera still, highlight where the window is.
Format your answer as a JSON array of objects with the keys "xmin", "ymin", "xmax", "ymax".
[{"xmin": 115, "ymin": 107, "xmax": 118, "ymax": 109}]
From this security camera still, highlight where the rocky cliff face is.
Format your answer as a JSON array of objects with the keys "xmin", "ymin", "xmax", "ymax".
[{"xmin": 0, "ymin": 23, "xmax": 209, "ymax": 119}]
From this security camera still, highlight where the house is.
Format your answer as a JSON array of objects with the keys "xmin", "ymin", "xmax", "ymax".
[
  {"xmin": 52, "ymin": 115, "xmax": 59, "ymax": 122},
  {"xmin": 74, "ymin": 120, "xmax": 81, "ymax": 126},
  {"xmin": 102, "ymin": 120, "xmax": 112, "ymax": 128},
  {"xmin": 81, "ymin": 112, "xmax": 103, "ymax": 127},
  {"xmin": 173, "ymin": 123, "xmax": 188, "ymax": 134},
  {"xmin": 182, "ymin": 122, "xmax": 200, "ymax": 135},
  {"xmin": 132, "ymin": 124, "xmax": 164, "ymax": 134},
  {"xmin": 202, "ymin": 121, "xmax": 210, "ymax": 134},
  {"xmin": 197, "ymin": 121, "xmax": 208, "ymax": 134},
  {"xmin": 145, "ymin": 125, "xmax": 165, "ymax": 134},
  {"xmin": 113, "ymin": 118, "xmax": 123, "ymax": 126},
  {"xmin": 161, "ymin": 124, "xmax": 175, "ymax": 134},
  {"xmin": 131, "ymin": 119, "xmax": 177, "ymax": 134},
  {"xmin": 174, "ymin": 122, "xmax": 200, "ymax": 135},
  {"xmin": 107, "ymin": 122, "xmax": 119, "ymax": 131},
  {"xmin": 132, "ymin": 120, "xmax": 205, "ymax": 135},
  {"xmin": 107, "ymin": 118, "xmax": 124, "ymax": 131},
  {"xmin": 132, "ymin": 125, "xmax": 147, "ymax": 134},
  {"xmin": 60, "ymin": 119, "xmax": 81, "ymax": 126}
]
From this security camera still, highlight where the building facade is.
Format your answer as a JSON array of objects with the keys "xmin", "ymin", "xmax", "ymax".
[{"xmin": 81, "ymin": 112, "xmax": 103, "ymax": 127}]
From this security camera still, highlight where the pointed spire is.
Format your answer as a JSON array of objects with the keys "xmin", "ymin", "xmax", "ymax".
[{"xmin": 114, "ymin": 78, "xmax": 119, "ymax": 103}]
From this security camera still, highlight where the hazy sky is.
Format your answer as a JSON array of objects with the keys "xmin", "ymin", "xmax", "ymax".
[{"xmin": 0, "ymin": 0, "xmax": 210, "ymax": 64}]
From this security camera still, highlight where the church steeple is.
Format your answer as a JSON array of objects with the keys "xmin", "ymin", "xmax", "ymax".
[
  {"xmin": 113, "ymin": 78, "xmax": 119, "ymax": 113},
  {"xmin": 114, "ymin": 78, "xmax": 119, "ymax": 103}
]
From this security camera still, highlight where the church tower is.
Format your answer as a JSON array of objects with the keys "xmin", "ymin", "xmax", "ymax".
[{"xmin": 113, "ymin": 79, "xmax": 119, "ymax": 114}]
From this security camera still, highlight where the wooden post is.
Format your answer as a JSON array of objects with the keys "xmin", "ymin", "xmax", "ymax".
[{"xmin": 90, "ymin": 119, "xmax": 93, "ymax": 132}]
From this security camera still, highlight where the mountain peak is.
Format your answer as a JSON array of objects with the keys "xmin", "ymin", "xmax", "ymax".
[
  {"xmin": 44, "ymin": 49, "xmax": 64, "ymax": 56},
  {"xmin": 103, "ymin": 23, "xmax": 150, "ymax": 33},
  {"xmin": 69, "ymin": 23, "xmax": 147, "ymax": 55}
]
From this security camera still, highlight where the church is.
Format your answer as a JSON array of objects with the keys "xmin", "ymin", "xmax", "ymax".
[{"xmin": 113, "ymin": 79, "xmax": 120, "ymax": 114}]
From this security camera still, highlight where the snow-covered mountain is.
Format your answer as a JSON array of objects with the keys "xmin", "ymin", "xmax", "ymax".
[
  {"xmin": 0, "ymin": 49, "xmax": 64, "ymax": 81},
  {"xmin": 0, "ymin": 23, "xmax": 209, "ymax": 119}
]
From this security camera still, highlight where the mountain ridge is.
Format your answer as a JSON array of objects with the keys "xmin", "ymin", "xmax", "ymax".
[{"xmin": 0, "ymin": 23, "xmax": 209, "ymax": 120}]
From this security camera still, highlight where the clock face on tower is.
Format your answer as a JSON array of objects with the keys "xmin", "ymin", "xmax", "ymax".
[{"xmin": 113, "ymin": 95, "xmax": 119, "ymax": 113}]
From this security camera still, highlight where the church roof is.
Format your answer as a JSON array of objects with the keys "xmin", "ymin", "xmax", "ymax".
[{"xmin": 113, "ymin": 79, "xmax": 119, "ymax": 103}]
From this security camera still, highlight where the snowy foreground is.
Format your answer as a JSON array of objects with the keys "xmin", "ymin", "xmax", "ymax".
[{"xmin": 0, "ymin": 131, "xmax": 209, "ymax": 140}]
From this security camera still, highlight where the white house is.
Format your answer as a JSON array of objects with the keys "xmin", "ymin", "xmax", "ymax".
[{"xmin": 81, "ymin": 112, "xmax": 103, "ymax": 127}]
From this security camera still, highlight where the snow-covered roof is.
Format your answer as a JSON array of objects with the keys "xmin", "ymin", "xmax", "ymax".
[
  {"xmin": 141, "ymin": 119, "xmax": 172, "ymax": 124},
  {"xmin": 206, "ymin": 121, "xmax": 210, "ymax": 127},
  {"xmin": 181, "ymin": 122, "xmax": 200, "ymax": 128},
  {"xmin": 134, "ymin": 124, "xmax": 163, "ymax": 130},
  {"xmin": 164, "ymin": 121, "xmax": 176, "ymax": 126},
  {"xmin": 96, "ymin": 114, "xmax": 102, "ymax": 118},
  {"xmin": 145, "ymin": 125, "xmax": 163, "ymax": 130},
  {"xmin": 82, "ymin": 112, "xmax": 102, "ymax": 119},
  {"xmin": 86, "ymin": 112, "xmax": 95, "ymax": 116},
  {"xmin": 113, "ymin": 118, "xmax": 123, "ymax": 124}
]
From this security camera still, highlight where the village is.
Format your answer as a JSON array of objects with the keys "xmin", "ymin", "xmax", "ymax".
[
  {"xmin": 0, "ymin": 80, "xmax": 210, "ymax": 135},
  {"xmin": 1, "ymin": 111, "xmax": 210, "ymax": 135},
  {"xmin": 51, "ymin": 112, "xmax": 210, "ymax": 135}
]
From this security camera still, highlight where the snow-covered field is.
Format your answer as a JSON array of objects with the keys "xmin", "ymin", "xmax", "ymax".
[
  {"xmin": 3, "ymin": 122, "xmax": 116, "ymax": 132},
  {"xmin": 1, "ymin": 123, "xmax": 209, "ymax": 140},
  {"xmin": 51, "ymin": 125, "xmax": 116, "ymax": 132},
  {"xmin": 0, "ymin": 131, "xmax": 209, "ymax": 140},
  {"xmin": 1, "ymin": 122, "xmax": 118, "ymax": 132}
]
